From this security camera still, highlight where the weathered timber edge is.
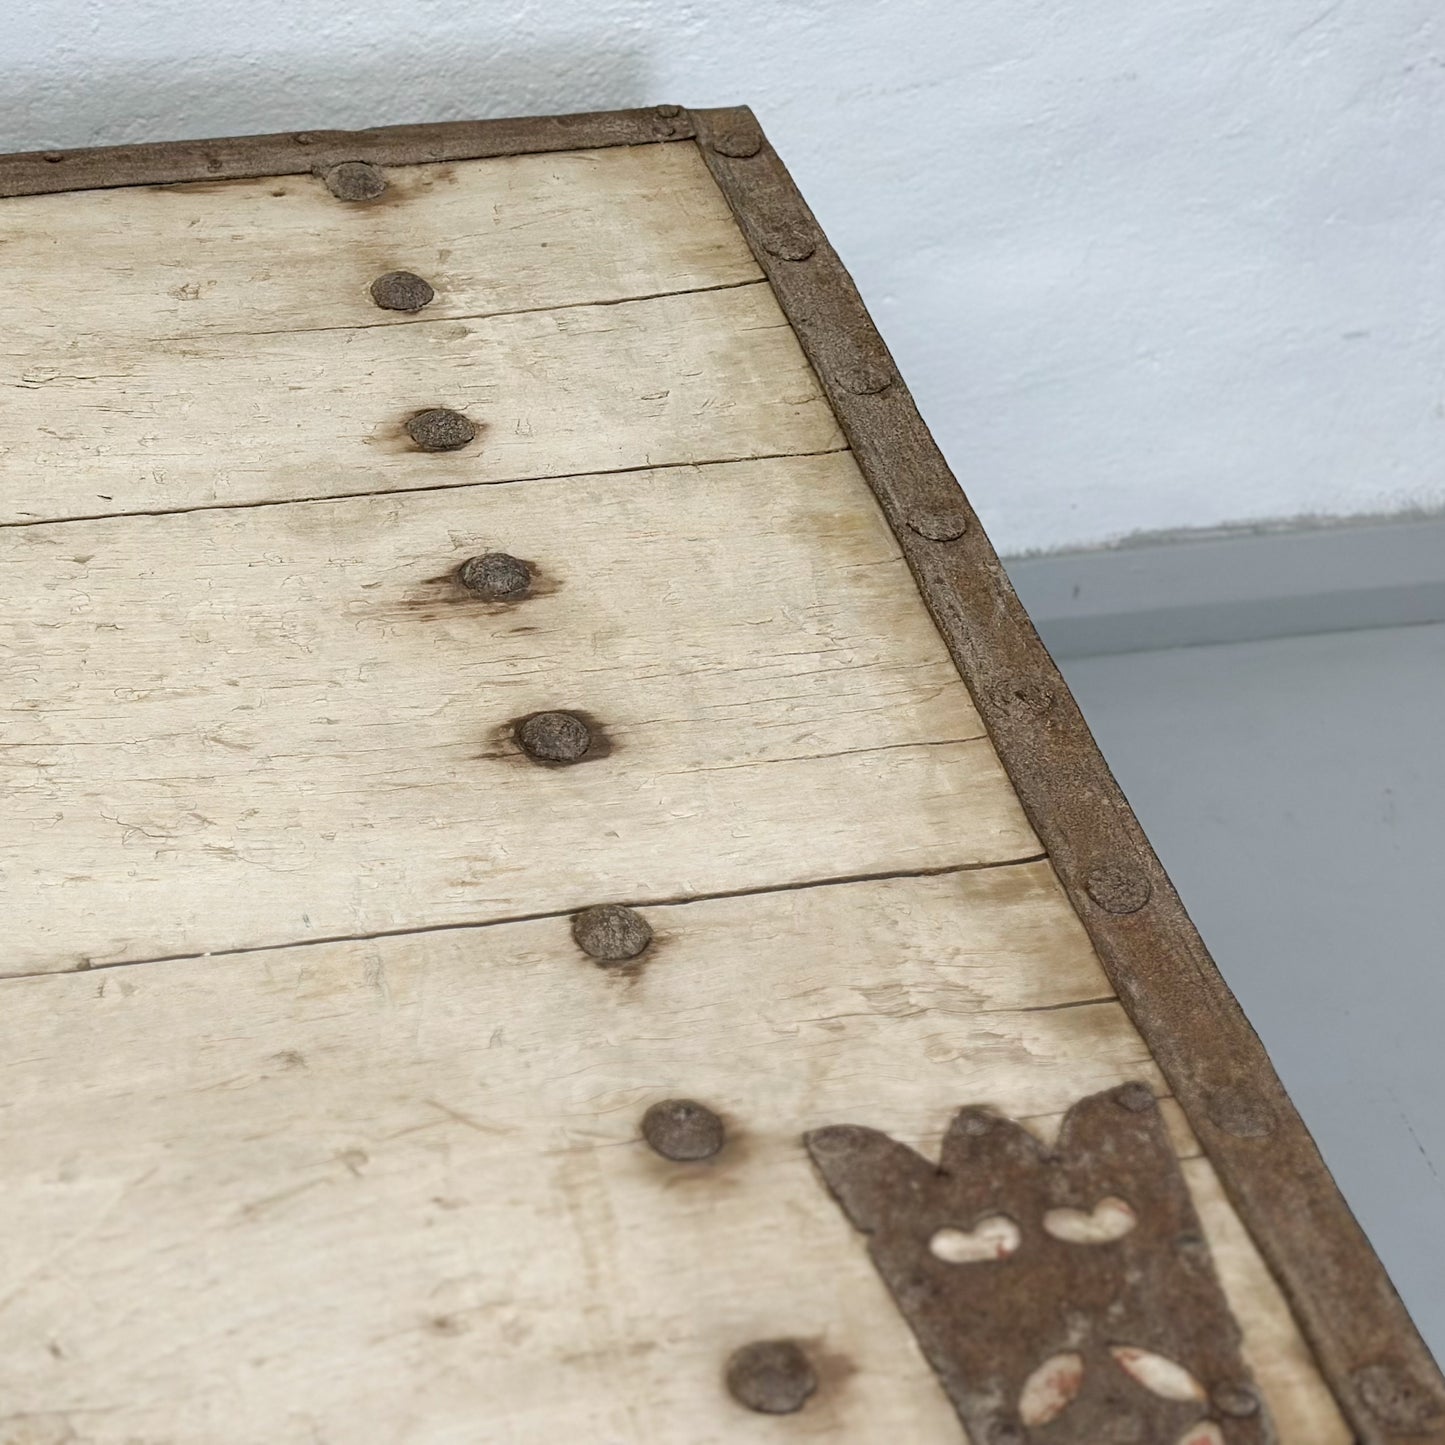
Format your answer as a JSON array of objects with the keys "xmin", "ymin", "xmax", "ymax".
[{"xmin": 687, "ymin": 101, "xmax": 1445, "ymax": 1445}]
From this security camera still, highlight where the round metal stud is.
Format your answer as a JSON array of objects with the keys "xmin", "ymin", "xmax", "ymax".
[
  {"xmin": 323, "ymin": 160, "xmax": 386, "ymax": 201},
  {"xmin": 906, "ymin": 507, "xmax": 969, "ymax": 542},
  {"xmin": 641, "ymin": 1099, "xmax": 725, "ymax": 1162},
  {"xmin": 1212, "ymin": 1383, "xmax": 1261, "ymax": 1418},
  {"xmin": 1206, "ymin": 1087, "xmax": 1275, "ymax": 1140},
  {"xmin": 833, "ymin": 351, "xmax": 893, "ymax": 395},
  {"xmin": 709, "ymin": 117, "xmax": 764, "ymax": 159},
  {"xmin": 1114, "ymin": 1081, "xmax": 1157, "ymax": 1114},
  {"xmin": 725, "ymin": 1340, "xmax": 818, "ymax": 1415},
  {"xmin": 572, "ymin": 904, "xmax": 653, "ymax": 964},
  {"xmin": 516, "ymin": 711, "xmax": 593, "ymax": 765},
  {"xmin": 760, "ymin": 220, "xmax": 817, "ymax": 262},
  {"xmin": 1084, "ymin": 862, "xmax": 1153, "ymax": 915},
  {"xmin": 370, "ymin": 270, "xmax": 435, "ymax": 312},
  {"xmin": 1352, "ymin": 1361, "xmax": 1442, "ymax": 1432},
  {"xmin": 406, "ymin": 408, "xmax": 478, "ymax": 452},
  {"xmin": 459, "ymin": 552, "xmax": 531, "ymax": 601}
]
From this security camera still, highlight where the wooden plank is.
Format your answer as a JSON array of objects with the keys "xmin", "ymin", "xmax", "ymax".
[
  {"xmin": 0, "ymin": 282, "xmax": 841, "ymax": 524},
  {"xmin": 2, "ymin": 451, "xmax": 1038, "ymax": 976},
  {"xmin": 0, "ymin": 863, "xmax": 1341, "ymax": 1442},
  {"xmin": 0, "ymin": 143, "xmax": 761, "ymax": 345},
  {"xmin": 1186, "ymin": 1157, "xmax": 1353, "ymax": 1444}
]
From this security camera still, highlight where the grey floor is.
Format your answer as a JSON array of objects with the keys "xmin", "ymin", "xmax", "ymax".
[{"xmin": 1051, "ymin": 620, "xmax": 1445, "ymax": 1360}]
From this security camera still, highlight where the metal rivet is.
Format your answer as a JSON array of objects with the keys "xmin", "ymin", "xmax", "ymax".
[
  {"xmin": 1206, "ymin": 1087, "xmax": 1276, "ymax": 1140},
  {"xmin": 458, "ymin": 552, "xmax": 531, "ymax": 601},
  {"xmin": 725, "ymin": 1341, "xmax": 817, "ymax": 1415},
  {"xmin": 516, "ymin": 711, "xmax": 593, "ymax": 765},
  {"xmin": 955, "ymin": 1108, "xmax": 995, "ymax": 1137},
  {"xmin": 642, "ymin": 1098, "xmax": 725, "ymax": 1162},
  {"xmin": 1352, "ymin": 1361, "xmax": 1443, "ymax": 1432},
  {"xmin": 760, "ymin": 221, "xmax": 817, "ymax": 262},
  {"xmin": 906, "ymin": 507, "xmax": 969, "ymax": 542},
  {"xmin": 324, "ymin": 160, "xmax": 386, "ymax": 201},
  {"xmin": 370, "ymin": 270, "xmax": 435, "ymax": 312},
  {"xmin": 573, "ymin": 904, "xmax": 653, "ymax": 965},
  {"xmin": 710, "ymin": 117, "xmax": 764, "ymax": 160},
  {"xmin": 406, "ymin": 408, "xmax": 478, "ymax": 452},
  {"xmin": 43, "ymin": 151, "xmax": 65, "ymax": 164},
  {"xmin": 1212, "ymin": 1383, "xmax": 1261, "ymax": 1418},
  {"xmin": 1114, "ymin": 1081, "xmax": 1157, "ymax": 1114},
  {"xmin": 833, "ymin": 352, "xmax": 893, "ymax": 395},
  {"xmin": 1084, "ymin": 862, "xmax": 1152, "ymax": 915}
]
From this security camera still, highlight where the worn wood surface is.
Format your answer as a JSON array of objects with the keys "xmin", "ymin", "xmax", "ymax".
[
  {"xmin": 3, "ymin": 452, "xmax": 1038, "ymax": 975},
  {"xmin": 0, "ymin": 130, "xmax": 1356, "ymax": 1442},
  {"xmin": 1, "ymin": 280, "xmax": 839, "ymax": 525},
  {"xmin": 0, "ymin": 863, "xmax": 1347, "ymax": 1443},
  {"xmin": 1, "ymin": 143, "xmax": 759, "ymax": 345}
]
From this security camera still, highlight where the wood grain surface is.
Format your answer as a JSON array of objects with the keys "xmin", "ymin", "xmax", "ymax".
[{"xmin": 0, "ymin": 863, "xmax": 1347, "ymax": 1443}]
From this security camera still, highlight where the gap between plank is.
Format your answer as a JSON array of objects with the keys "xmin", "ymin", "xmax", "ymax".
[
  {"xmin": 178, "ymin": 276, "xmax": 769, "ymax": 343},
  {"xmin": 0, "ymin": 851, "xmax": 1051, "ymax": 984},
  {"xmin": 0, "ymin": 444, "xmax": 851, "ymax": 532}
]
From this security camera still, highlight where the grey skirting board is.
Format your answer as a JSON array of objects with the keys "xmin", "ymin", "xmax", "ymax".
[{"xmin": 1005, "ymin": 515, "xmax": 1445, "ymax": 659}]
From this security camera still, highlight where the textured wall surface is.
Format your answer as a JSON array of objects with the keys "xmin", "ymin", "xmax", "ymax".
[{"xmin": 6, "ymin": 0, "xmax": 1444, "ymax": 553}]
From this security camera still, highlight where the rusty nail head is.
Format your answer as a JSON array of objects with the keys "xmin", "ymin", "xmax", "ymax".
[
  {"xmin": 761, "ymin": 221, "xmax": 817, "ymax": 263},
  {"xmin": 1206, "ymin": 1086, "xmax": 1276, "ymax": 1140},
  {"xmin": 710, "ymin": 116, "xmax": 764, "ymax": 160},
  {"xmin": 1084, "ymin": 862, "xmax": 1153, "ymax": 915},
  {"xmin": 573, "ymin": 904, "xmax": 653, "ymax": 964},
  {"xmin": 906, "ymin": 507, "xmax": 969, "ymax": 542},
  {"xmin": 642, "ymin": 1099, "xmax": 725, "ymax": 1162},
  {"xmin": 1352, "ymin": 1360, "xmax": 1443, "ymax": 1432},
  {"xmin": 1212, "ymin": 1383, "xmax": 1261, "ymax": 1418},
  {"xmin": 406, "ymin": 408, "xmax": 477, "ymax": 452},
  {"xmin": 1114, "ymin": 1081, "xmax": 1157, "ymax": 1114},
  {"xmin": 834, "ymin": 352, "xmax": 893, "ymax": 396},
  {"xmin": 370, "ymin": 270, "xmax": 435, "ymax": 312},
  {"xmin": 725, "ymin": 1341, "xmax": 817, "ymax": 1415},
  {"xmin": 459, "ymin": 552, "xmax": 531, "ymax": 601},
  {"xmin": 323, "ymin": 160, "xmax": 387, "ymax": 201},
  {"xmin": 516, "ymin": 711, "xmax": 593, "ymax": 765}
]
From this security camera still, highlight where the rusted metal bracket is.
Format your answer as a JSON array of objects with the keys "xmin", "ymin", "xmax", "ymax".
[{"xmin": 808, "ymin": 1085, "xmax": 1273, "ymax": 1445}]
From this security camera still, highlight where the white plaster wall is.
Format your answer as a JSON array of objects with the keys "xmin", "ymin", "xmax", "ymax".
[{"xmin": 6, "ymin": 0, "xmax": 1444, "ymax": 554}]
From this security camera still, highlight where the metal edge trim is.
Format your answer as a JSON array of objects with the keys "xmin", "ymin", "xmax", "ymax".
[
  {"xmin": 0, "ymin": 106, "xmax": 694, "ymax": 198},
  {"xmin": 687, "ymin": 102, "xmax": 1444, "ymax": 1444}
]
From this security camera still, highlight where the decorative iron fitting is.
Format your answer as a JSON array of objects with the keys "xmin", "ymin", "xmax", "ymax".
[{"xmin": 806, "ymin": 1085, "xmax": 1275, "ymax": 1445}]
